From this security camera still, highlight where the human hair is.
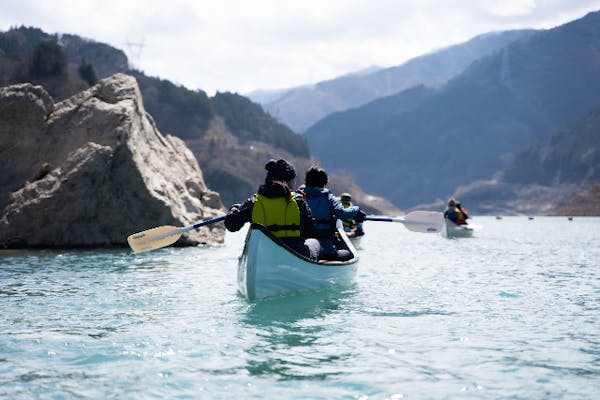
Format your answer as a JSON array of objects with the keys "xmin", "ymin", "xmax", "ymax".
[
  {"xmin": 264, "ymin": 159, "xmax": 296, "ymax": 182},
  {"xmin": 304, "ymin": 165, "xmax": 328, "ymax": 188},
  {"xmin": 264, "ymin": 159, "xmax": 296, "ymax": 200}
]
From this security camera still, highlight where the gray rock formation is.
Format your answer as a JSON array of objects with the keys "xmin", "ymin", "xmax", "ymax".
[{"xmin": 0, "ymin": 73, "xmax": 225, "ymax": 248}]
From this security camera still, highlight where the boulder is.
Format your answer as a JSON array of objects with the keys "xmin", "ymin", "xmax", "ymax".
[{"xmin": 0, "ymin": 73, "xmax": 225, "ymax": 248}]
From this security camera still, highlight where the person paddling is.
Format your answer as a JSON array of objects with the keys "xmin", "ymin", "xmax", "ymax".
[
  {"xmin": 302, "ymin": 166, "xmax": 366, "ymax": 260},
  {"xmin": 340, "ymin": 192, "xmax": 364, "ymax": 237},
  {"xmin": 444, "ymin": 198, "xmax": 469, "ymax": 225},
  {"xmin": 224, "ymin": 159, "xmax": 321, "ymax": 260}
]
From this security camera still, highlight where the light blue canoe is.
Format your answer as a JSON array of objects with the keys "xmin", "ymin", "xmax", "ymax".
[{"xmin": 237, "ymin": 220, "xmax": 359, "ymax": 300}]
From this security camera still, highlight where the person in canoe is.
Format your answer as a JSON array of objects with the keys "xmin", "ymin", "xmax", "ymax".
[
  {"xmin": 455, "ymin": 202, "xmax": 469, "ymax": 225},
  {"xmin": 444, "ymin": 198, "xmax": 468, "ymax": 225},
  {"xmin": 340, "ymin": 192, "xmax": 364, "ymax": 238},
  {"xmin": 302, "ymin": 166, "xmax": 366, "ymax": 260},
  {"xmin": 224, "ymin": 159, "xmax": 322, "ymax": 260}
]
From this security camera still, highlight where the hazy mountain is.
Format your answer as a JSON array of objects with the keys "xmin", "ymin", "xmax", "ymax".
[
  {"xmin": 305, "ymin": 11, "xmax": 600, "ymax": 210},
  {"xmin": 249, "ymin": 29, "xmax": 533, "ymax": 132},
  {"xmin": 245, "ymin": 87, "xmax": 297, "ymax": 104}
]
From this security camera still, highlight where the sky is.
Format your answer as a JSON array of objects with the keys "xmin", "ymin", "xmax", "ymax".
[{"xmin": 2, "ymin": 0, "xmax": 600, "ymax": 95}]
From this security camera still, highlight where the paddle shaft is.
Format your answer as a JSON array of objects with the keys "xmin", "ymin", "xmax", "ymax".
[
  {"xmin": 365, "ymin": 216, "xmax": 396, "ymax": 222},
  {"xmin": 190, "ymin": 215, "xmax": 226, "ymax": 231},
  {"xmin": 154, "ymin": 215, "xmax": 227, "ymax": 241},
  {"xmin": 364, "ymin": 211, "xmax": 444, "ymax": 233}
]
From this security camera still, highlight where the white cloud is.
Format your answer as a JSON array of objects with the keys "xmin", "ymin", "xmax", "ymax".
[{"xmin": 1, "ymin": 0, "xmax": 599, "ymax": 94}]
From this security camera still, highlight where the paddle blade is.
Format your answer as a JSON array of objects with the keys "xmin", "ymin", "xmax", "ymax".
[
  {"xmin": 127, "ymin": 225, "xmax": 182, "ymax": 253},
  {"xmin": 403, "ymin": 211, "xmax": 444, "ymax": 233}
]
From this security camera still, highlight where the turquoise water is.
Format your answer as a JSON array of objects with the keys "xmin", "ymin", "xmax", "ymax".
[{"xmin": 1, "ymin": 217, "xmax": 599, "ymax": 399}]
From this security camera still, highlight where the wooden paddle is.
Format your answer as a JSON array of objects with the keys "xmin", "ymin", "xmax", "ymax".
[
  {"xmin": 127, "ymin": 215, "xmax": 226, "ymax": 253},
  {"xmin": 365, "ymin": 211, "xmax": 444, "ymax": 233}
]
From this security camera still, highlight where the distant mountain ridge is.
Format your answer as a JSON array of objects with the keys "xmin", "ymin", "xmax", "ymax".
[
  {"xmin": 305, "ymin": 11, "xmax": 600, "ymax": 212},
  {"xmin": 249, "ymin": 29, "xmax": 534, "ymax": 132}
]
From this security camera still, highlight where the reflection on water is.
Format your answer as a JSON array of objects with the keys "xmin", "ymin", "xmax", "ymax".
[
  {"xmin": 242, "ymin": 286, "xmax": 355, "ymax": 325},
  {"xmin": 240, "ymin": 287, "xmax": 356, "ymax": 380}
]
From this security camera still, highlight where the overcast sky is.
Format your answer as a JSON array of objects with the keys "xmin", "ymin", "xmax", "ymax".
[{"xmin": 2, "ymin": 0, "xmax": 600, "ymax": 95}]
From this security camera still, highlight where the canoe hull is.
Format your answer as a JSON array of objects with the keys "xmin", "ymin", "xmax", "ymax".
[
  {"xmin": 238, "ymin": 223, "xmax": 359, "ymax": 300},
  {"xmin": 443, "ymin": 219, "xmax": 475, "ymax": 238}
]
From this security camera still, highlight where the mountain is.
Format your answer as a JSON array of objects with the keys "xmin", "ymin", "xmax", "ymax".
[
  {"xmin": 0, "ymin": 26, "xmax": 397, "ymax": 214},
  {"xmin": 249, "ymin": 29, "xmax": 533, "ymax": 132},
  {"xmin": 305, "ymin": 11, "xmax": 600, "ymax": 211},
  {"xmin": 0, "ymin": 26, "xmax": 308, "ymax": 206},
  {"xmin": 436, "ymin": 107, "xmax": 600, "ymax": 215},
  {"xmin": 548, "ymin": 183, "xmax": 600, "ymax": 216},
  {"xmin": 503, "ymin": 108, "xmax": 600, "ymax": 186}
]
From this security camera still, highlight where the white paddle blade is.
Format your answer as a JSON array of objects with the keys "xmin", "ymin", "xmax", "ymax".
[
  {"xmin": 402, "ymin": 211, "xmax": 445, "ymax": 233},
  {"xmin": 127, "ymin": 225, "xmax": 182, "ymax": 253}
]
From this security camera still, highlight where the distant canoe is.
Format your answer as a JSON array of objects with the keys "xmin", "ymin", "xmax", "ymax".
[
  {"xmin": 442, "ymin": 219, "xmax": 475, "ymax": 238},
  {"xmin": 237, "ymin": 221, "xmax": 359, "ymax": 300}
]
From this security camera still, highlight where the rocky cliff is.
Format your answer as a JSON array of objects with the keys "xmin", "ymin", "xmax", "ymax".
[{"xmin": 0, "ymin": 73, "xmax": 225, "ymax": 248}]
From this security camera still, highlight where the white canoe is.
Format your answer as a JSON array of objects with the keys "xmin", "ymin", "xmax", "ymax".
[
  {"xmin": 237, "ymin": 221, "xmax": 359, "ymax": 300},
  {"xmin": 443, "ymin": 219, "xmax": 475, "ymax": 238}
]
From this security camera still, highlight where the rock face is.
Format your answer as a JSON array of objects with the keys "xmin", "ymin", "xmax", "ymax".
[{"xmin": 0, "ymin": 73, "xmax": 225, "ymax": 248}]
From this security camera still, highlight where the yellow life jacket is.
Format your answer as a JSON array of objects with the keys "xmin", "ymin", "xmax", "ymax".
[
  {"xmin": 252, "ymin": 193, "xmax": 301, "ymax": 237},
  {"xmin": 341, "ymin": 201, "xmax": 354, "ymax": 228}
]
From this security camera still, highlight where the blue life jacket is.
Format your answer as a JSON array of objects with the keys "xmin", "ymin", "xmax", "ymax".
[{"xmin": 304, "ymin": 187, "xmax": 335, "ymax": 237}]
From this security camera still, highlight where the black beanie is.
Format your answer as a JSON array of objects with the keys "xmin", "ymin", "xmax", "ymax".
[{"xmin": 265, "ymin": 159, "xmax": 296, "ymax": 182}]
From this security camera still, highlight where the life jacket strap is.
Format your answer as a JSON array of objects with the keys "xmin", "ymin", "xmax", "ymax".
[{"xmin": 268, "ymin": 224, "xmax": 300, "ymax": 232}]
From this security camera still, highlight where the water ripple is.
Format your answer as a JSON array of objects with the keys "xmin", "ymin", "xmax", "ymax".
[{"xmin": 0, "ymin": 217, "xmax": 599, "ymax": 399}]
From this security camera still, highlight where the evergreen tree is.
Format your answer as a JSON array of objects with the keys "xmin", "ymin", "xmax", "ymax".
[
  {"xmin": 30, "ymin": 40, "xmax": 67, "ymax": 78},
  {"xmin": 78, "ymin": 58, "xmax": 97, "ymax": 85}
]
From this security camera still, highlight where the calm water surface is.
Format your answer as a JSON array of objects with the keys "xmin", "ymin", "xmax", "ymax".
[{"xmin": 1, "ymin": 217, "xmax": 599, "ymax": 399}]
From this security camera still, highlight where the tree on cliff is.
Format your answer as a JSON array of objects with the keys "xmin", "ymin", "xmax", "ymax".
[
  {"xmin": 29, "ymin": 40, "xmax": 67, "ymax": 78},
  {"xmin": 78, "ymin": 58, "xmax": 97, "ymax": 85}
]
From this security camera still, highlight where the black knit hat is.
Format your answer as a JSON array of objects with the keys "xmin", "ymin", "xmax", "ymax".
[{"xmin": 265, "ymin": 159, "xmax": 296, "ymax": 182}]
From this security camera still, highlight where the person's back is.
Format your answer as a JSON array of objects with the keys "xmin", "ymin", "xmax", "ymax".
[
  {"xmin": 302, "ymin": 166, "xmax": 365, "ymax": 260},
  {"xmin": 444, "ymin": 199, "xmax": 459, "ymax": 224},
  {"xmin": 303, "ymin": 185, "xmax": 336, "ymax": 237}
]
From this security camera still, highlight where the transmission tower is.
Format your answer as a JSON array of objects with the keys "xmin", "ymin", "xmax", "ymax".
[{"xmin": 124, "ymin": 38, "xmax": 146, "ymax": 69}]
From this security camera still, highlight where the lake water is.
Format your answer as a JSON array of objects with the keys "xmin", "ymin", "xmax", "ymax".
[{"xmin": 1, "ymin": 217, "xmax": 599, "ymax": 399}]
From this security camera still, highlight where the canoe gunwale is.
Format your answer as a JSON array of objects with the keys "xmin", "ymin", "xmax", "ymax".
[{"xmin": 246, "ymin": 223, "xmax": 359, "ymax": 265}]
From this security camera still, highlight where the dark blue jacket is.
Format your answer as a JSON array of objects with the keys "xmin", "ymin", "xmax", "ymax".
[
  {"xmin": 444, "ymin": 208, "xmax": 459, "ymax": 223},
  {"xmin": 302, "ymin": 186, "xmax": 360, "ymax": 236}
]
